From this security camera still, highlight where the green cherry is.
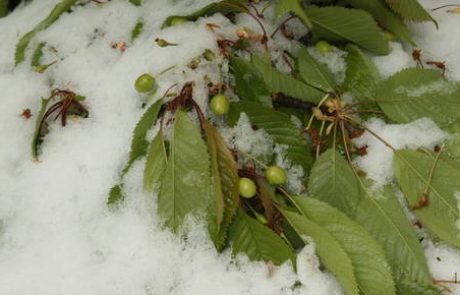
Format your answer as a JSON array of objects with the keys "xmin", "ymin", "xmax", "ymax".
[
  {"xmin": 265, "ymin": 165, "xmax": 287, "ymax": 185},
  {"xmin": 239, "ymin": 178, "xmax": 257, "ymax": 198},
  {"xmin": 315, "ymin": 40, "xmax": 332, "ymax": 54},
  {"xmin": 135, "ymin": 73, "xmax": 156, "ymax": 93},
  {"xmin": 210, "ymin": 94, "xmax": 230, "ymax": 115}
]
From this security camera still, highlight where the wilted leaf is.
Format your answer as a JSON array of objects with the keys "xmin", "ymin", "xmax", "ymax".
[
  {"xmin": 297, "ymin": 46, "xmax": 336, "ymax": 93},
  {"xmin": 143, "ymin": 132, "xmax": 167, "ymax": 192},
  {"xmin": 394, "ymin": 149, "xmax": 460, "ymax": 248},
  {"xmin": 378, "ymin": 68, "xmax": 460, "ymax": 128},
  {"xmin": 158, "ymin": 110, "xmax": 211, "ymax": 232},
  {"xmin": 252, "ymin": 54, "xmax": 325, "ymax": 104},
  {"xmin": 229, "ymin": 211, "xmax": 295, "ymax": 265},
  {"xmin": 308, "ymin": 149, "xmax": 360, "ymax": 216},
  {"xmin": 231, "ymin": 57, "xmax": 272, "ymax": 108},
  {"xmin": 304, "ymin": 6, "xmax": 389, "ymax": 55},
  {"xmin": 282, "ymin": 209, "xmax": 360, "ymax": 295},
  {"xmin": 204, "ymin": 121, "xmax": 239, "ymax": 250},
  {"xmin": 290, "ymin": 197, "xmax": 396, "ymax": 295}
]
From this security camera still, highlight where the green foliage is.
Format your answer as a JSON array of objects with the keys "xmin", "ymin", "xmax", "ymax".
[
  {"xmin": 0, "ymin": 0, "xmax": 7, "ymax": 17},
  {"xmin": 31, "ymin": 42, "xmax": 46, "ymax": 67},
  {"xmin": 251, "ymin": 54, "xmax": 325, "ymax": 104},
  {"xmin": 229, "ymin": 211, "xmax": 295, "ymax": 265},
  {"xmin": 282, "ymin": 209, "xmax": 360, "ymax": 295},
  {"xmin": 304, "ymin": 6, "xmax": 390, "ymax": 55},
  {"xmin": 378, "ymin": 68, "xmax": 460, "ymax": 128},
  {"xmin": 342, "ymin": 44, "xmax": 381, "ymax": 104},
  {"xmin": 308, "ymin": 149, "xmax": 360, "ymax": 216},
  {"xmin": 143, "ymin": 132, "xmax": 167, "ymax": 192},
  {"xmin": 204, "ymin": 121, "xmax": 239, "ymax": 250},
  {"xmin": 344, "ymin": 0, "xmax": 415, "ymax": 45},
  {"xmin": 396, "ymin": 281, "xmax": 444, "ymax": 295},
  {"xmin": 276, "ymin": 0, "xmax": 312, "ymax": 28},
  {"xmin": 131, "ymin": 20, "xmax": 144, "ymax": 41},
  {"xmin": 158, "ymin": 110, "xmax": 212, "ymax": 232},
  {"xmin": 229, "ymin": 101, "xmax": 313, "ymax": 178},
  {"xmin": 231, "ymin": 56, "xmax": 272, "ymax": 108},
  {"xmin": 15, "ymin": 0, "xmax": 79, "ymax": 65},
  {"xmin": 354, "ymin": 184, "xmax": 432, "ymax": 285},
  {"xmin": 290, "ymin": 197, "xmax": 396, "ymax": 295},
  {"xmin": 161, "ymin": 0, "xmax": 248, "ymax": 28},
  {"xmin": 384, "ymin": 0, "xmax": 437, "ymax": 26},
  {"xmin": 394, "ymin": 149, "xmax": 460, "ymax": 248},
  {"xmin": 31, "ymin": 98, "xmax": 51, "ymax": 160},
  {"xmin": 297, "ymin": 46, "xmax": 336, "ymax": 93}
]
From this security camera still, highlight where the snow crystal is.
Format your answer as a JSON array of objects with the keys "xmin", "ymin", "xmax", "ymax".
[
  {"xmin": 395, "ymin": 80, "xmax": 455, "ymax": 97},
  {"xmin": 308, "ymin": 46, "xmax": 348, "ymax": 83},
  {"xmin": 353, "ymin": 118, "xmax": 447, "ymax": 188},
  {"xmin": 371, "ymin": 42, "xmax": 414, "ymax": 78},
  {"xmin": 424, "ymin": 240, "xmax": 460, "ymax": 294}
]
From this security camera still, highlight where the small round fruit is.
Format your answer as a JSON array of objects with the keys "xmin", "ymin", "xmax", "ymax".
[
  {"xmin": 239, "ymin": 178, "xmax": 257, "ymax": 198},
  {"xmin": 315, "ymin": 40, "xmax": 332, "ymax": 54},
  {"xmin": 210, "ymin": 94, "xmax": 230, "ymax": 115},
  {"xmin": 170, "ymin": 17, "xmax": 189, "ymax": 26},
  {"xmin": 135, "ymin": 73, "xmax": 156, "ymax": 93},
  {"xmin": 265, "ymin": 165, "xmax": 287, "ymax": 185}
]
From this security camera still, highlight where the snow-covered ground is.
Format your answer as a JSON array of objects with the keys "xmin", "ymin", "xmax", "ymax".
[{"xmin": 0, "ymin": 0, "xmax": 459, "ymax": 294}]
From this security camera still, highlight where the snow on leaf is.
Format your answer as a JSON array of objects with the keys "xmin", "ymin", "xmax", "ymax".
[
  {"xmin": 290, "ymin": 197, "xmax": 396, "ymax": 295},
  {"xmin": 15, "ymin": 0, "xmax": 79, "ymax": 65},
  {"xmin": 229, "ymin": 211, "xmax": 295, "ymax": 265},
  {"xmin": 143, "ymin": 132, "xmax": 167, "ymax": 192},
  {"xmin": 251, "ymin": 54, "xmax": 325, "ymax": 104},
  {"xmin": 354, "ymin": 184, "xmax": 432, "ymax": 285},
  {"xmin": 394, "ymin": 149, "xmax": 460, "ymax": 248},
  {"xmin": 378, "ymin": 68, "xmax": 460, "ymax": 129},
  {"xmin": 297, "ymin": 46, "xmax": 336, "ymax": 93},
  {"xmin": 304, "ymin": 6, "xmax": 390, "ymax": 55},
  {"xmin": 281, "ymin": 209, "xmax": 360, "ymax": 295},
  {"xmin": 161, "ymin": 0, "xmax": 248, "ymax": 28},
  {"xmin": 204, "ymin": 121, "xmax": 239, "ymax": 250},
  {"xmin": 308, "ymin": 149, "xmax": 361, "ymax": 216},
  {"xmin": 276, "ymin": 0, "xmax": 312, "ymax": 28},
  {"xmin": 158, "ymin": 110, "xmax": 212, "ymax": 232}
]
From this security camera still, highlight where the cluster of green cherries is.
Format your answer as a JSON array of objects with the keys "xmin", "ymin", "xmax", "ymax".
[{"xmin": 134, "ymin": 73, "xmax": 288, "ymax": 199}]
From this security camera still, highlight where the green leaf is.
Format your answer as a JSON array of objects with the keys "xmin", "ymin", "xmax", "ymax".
[
  {"xmin": 229, "ymin": 211, "xmax": 295, "ymax": 265},
  {"xmin": 252, "ymin": 54, "xmax": 325, "ymax": 104},
  {"xmin": 204, "ymin": 121, "xmax": 239, "ymax": 250},
  {"xmin": 0, "ymin": 0, "xmax": 7, "ymax": 18},
  {"xmin": 161, "ymin": 0, "xmax": 248, "ymax": 28},
  {"xmin": 122, "ymin": 99, "xmax": 162, "ymax": 175},
  {"xmin": 281, "ymin": 209, "xmax": 359, "ymax": 295},
  {"xmin": 385, "ymin": 0, "xmax": 437, "ymax": 26},
  {"xmin": 344, "ymin": 0, "xmax": 415, "ymax": 45},
  {"xmin": 304, "ymin": 6, "xmax": 390, "ymax": 55},
  {"xmin": 308, "ymin": 149, "xmax": 360, "ymax": 216},
  {"xmin": 15, "ymin": 0, "xmax": 79, "ymax": 65},
  {"xmin": 229, "ymin": 101, "xmax": 313, "ymax": 178},
  {"xmin": 297, "ymin": 46, "xmax": 336, "ymax": 93},
  {"xmin": 291, "ymin": 197, "xmax": 396, "ymax": 295},
  {"xmin": 394, "ymin": 149, "xmax": 460, "ymax": 248},
  {"xmin": 31, "ymin": 97, "xmax": 51, "ymax": 160},
  {"xmin": 231, "ymin": 57, "xmax": 272, "ymax": 108},
  {"xmin": 158, "ymin": 110, "xmax": 211, "ymax": 232},
  {"xmin": 396, "ymin": 281, "xmax": 444, "ymax": 295},
  {"xmin": 354, "ymin": 184, "xmax": 432, "ymax": 285},
  {"xmin": 342, "ymin": 44, "xmax": 381, "ymax": 104},
  {"xmin": 31, "ymin": 42, "xmax": 46, "ymax": 67},
  {"xmin": 131, "ymin": 19, "xmax": 144, "ymax": 42},
  {"xmin": 143, "ymin": 132, "xmax": 167, "ymax": 192},
  {"xmin": 276, "ymin": 0, "xmax": 312, "ymax": 28},
  {"xmin": 107, "ymin": 184, "xmax": 123, "ymax": 206},
  {"xmin": 377, "ymin": 68, "xmax": 460, "ymax": 128}
]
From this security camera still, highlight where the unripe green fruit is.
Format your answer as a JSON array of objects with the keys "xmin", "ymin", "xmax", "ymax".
[
  {"xmin": 239, "ymin": 178, "xmax": 257, "ymax": 198},
  {"xmin": 135, "ymin": 73, "xmax": 156, "ymax": 93},
  {"xmin": 315, "ymin": 40, "xmax": 332, "ymax": 54},
  {"xmin": 210, "ymin": 94, "xmax": 230, "ymax": 115},
  {"xmin": 170, "ymin": 17, "xmax": 189, "ymax": 26},
  {"xmin": 265, "ymin": 165, "xmax": 287, "ymax": 185}
]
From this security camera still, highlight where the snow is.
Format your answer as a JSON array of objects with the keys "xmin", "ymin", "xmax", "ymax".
[{"xmin": 1, "ymin": 0, "xmax": 460, "ymax": 294}]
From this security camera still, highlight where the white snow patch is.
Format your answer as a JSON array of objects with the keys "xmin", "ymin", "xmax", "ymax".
[
  {"xmin": 308, "ymin": 46, "xmax": 348, "ymax": 83},
  {"xmin": 353, "ymin": 118, "xmax": 447, "ymax": 188},
  {"xmin": 424, "ymin": 241, "xmax": 460, "ymax": 294},
  {"xmin": 371, "ymin": 42, "xmax": 413, "ymax": 78}
]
